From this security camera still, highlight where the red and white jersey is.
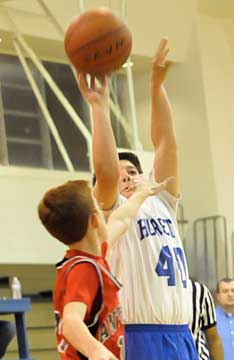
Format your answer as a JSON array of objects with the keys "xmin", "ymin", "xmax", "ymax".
[
  {"xmin": 54, "ymin": 244, "xmax": 125, "ymax": 360},
  {"xmin": 108, "ymin": 190, "xmax": 191, "ymax": 325}
]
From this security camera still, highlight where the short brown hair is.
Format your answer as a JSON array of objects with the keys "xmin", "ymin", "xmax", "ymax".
[
  {"xmin": 118, "ymin": 152, "xmax": 143, "ymax": 174},
  {"xmin": 217, "ymin": 278, "xmax": 234, "ymax": 293},
  {"xmin": 38, "ymin": 180, "xmax": 96, "ymax": 245},
  {"xmin": 92, "ymin": 151, "xmax": 143, "ymax": 185}
]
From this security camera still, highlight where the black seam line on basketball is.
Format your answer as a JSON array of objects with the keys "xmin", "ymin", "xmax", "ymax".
[
  {"xmin": 73, "ymin": 38, "xmax": 132, "ymax": 66},
  {"xmin": 74, "ymin": 44, "xmax": 131, "ymax": 72},
  {"xmin": 68, "ymin": 25, "xmax": 130, "ymax": 56}
]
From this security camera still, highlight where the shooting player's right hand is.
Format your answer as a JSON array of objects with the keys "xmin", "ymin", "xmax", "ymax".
[{"xmin": 77, "ymin": 73, "xmax": 109, "ymax": 107}]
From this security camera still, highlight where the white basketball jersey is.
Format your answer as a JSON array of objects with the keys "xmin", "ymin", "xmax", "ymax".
[{"xmin": 108, "ymin": 190, "xmax": 191, "ymax": 324}]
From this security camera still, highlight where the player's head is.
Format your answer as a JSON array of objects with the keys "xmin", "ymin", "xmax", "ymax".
[
  {"xmin": 38, "ymin": 180, "xmax": 107, "ymax": 245},
  {"xmin": 92, "ymin": 152, "xmax": 143, "ymax": 198},
  {"xmin": 118, "ymin": 152, "xmax": 143, "ymax": 198},
  {"xmin": 216, "ymin": 278, "xmax": 234, "ymax": 310}
]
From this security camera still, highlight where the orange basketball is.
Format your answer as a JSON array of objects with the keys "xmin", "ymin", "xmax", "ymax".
[{"xmin": 64, "ymin": 8, "xmax": 132, "ymax": 75}]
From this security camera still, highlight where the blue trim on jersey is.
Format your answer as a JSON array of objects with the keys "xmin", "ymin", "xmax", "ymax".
[{"xmin": 125, "ymin": 324, "xmax": 198, "ymax": 360}]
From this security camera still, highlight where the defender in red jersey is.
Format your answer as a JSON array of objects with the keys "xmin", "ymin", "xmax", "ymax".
[{"xmin": 38, "ymin": 179, "xmax": 170, "ymax": 360}]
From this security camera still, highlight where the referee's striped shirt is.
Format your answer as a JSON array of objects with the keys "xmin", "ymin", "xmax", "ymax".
[{"xmin": 190, "ymin": 280, "xmax": 217, "ymax": 360}]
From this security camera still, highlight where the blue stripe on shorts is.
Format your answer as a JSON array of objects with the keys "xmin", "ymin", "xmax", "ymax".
[{"xmin": 125, "ymin": 324, "xmax": 198, "ymax": 360}]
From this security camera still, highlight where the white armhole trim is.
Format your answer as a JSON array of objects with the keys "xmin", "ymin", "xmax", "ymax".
[
  {"xmin": 64, "ymin": 256, "xmax": 122, "ymax": 328},
  {"xmin": 65, "ymin": 257, "xmax": 104, "ymax": 328}
]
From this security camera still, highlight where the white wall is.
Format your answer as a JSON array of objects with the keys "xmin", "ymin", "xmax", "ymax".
[
  {"xmin": 198, "ymin": 14, "xmax": 234, "ymax": 275},
  {"xmin": 0, "ymin": 166, "xmax": 90, "ymax": 264},
  {"xmin": 198, "ymin": 15, "xmax": 234, "ymax": 234}
]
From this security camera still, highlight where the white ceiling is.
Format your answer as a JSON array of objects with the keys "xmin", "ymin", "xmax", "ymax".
[
  {"xmin": 198, "ymin": 0, "xmax": 234, "ymax": 18},
  {"xmin": 0, "ymin": 0, "xmax": 233, "ymax": 72},
  {"xmin": 2, "ymin": 0, "xmax": 233, "ymax": 23}
]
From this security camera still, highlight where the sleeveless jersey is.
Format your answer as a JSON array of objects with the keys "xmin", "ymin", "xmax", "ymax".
[
  {"xmin": 53, "ymin": 246, "xmax": 125, "ymax": 360},
  {"xmin": 108, "ymin": 190, "xmax": 191, "ymax": 324}
]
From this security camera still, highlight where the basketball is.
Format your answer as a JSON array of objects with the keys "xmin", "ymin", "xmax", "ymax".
[{"xmin": 64, "ymin": 8, "xmax": 132, "ymax": 75}]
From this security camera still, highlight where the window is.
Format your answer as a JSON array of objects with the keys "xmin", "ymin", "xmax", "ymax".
[
  {"xmin": 0, "ymin": 54, "xmax": 131, "ymax": 171},
  {"xmin": 43, "ymin": 61, "xmax": 91, "ymax": 171}
]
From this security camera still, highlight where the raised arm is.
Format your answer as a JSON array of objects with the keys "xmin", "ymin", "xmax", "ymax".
[
  {"xmin": 78, "ymin": 74, "xmax": 119, "ymax": 210},
  {"xmin": 107, "ymin": 177, "xmax": 172, "ymax": 246},
  {"xmin": 151, "ymin": 38, "xmax": 179, "ymax": 196}
]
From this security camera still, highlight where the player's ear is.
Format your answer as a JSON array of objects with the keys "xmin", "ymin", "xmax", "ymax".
[{"xmin": 90, "ymin": 211, "xmax": 99, "ymax": 229}]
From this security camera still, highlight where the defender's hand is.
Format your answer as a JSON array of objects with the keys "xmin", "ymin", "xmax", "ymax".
[{"xmin": 134, "ymin": 176, "xmax": 175, "ymax": 197}]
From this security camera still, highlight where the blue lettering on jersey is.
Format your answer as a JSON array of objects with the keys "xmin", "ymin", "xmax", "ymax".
[{"xmin": 137, "ymin": 217, "xmax": 175, "ymax": 241}]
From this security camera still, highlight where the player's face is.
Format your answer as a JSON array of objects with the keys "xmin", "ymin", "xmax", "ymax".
[
  {"xmin": 217, "ymin": 281, "xmax": 234, "ymax": 309},
  {"xmin": 118, "ymin": 160, "xmax": 142, "ymax": 198}
]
